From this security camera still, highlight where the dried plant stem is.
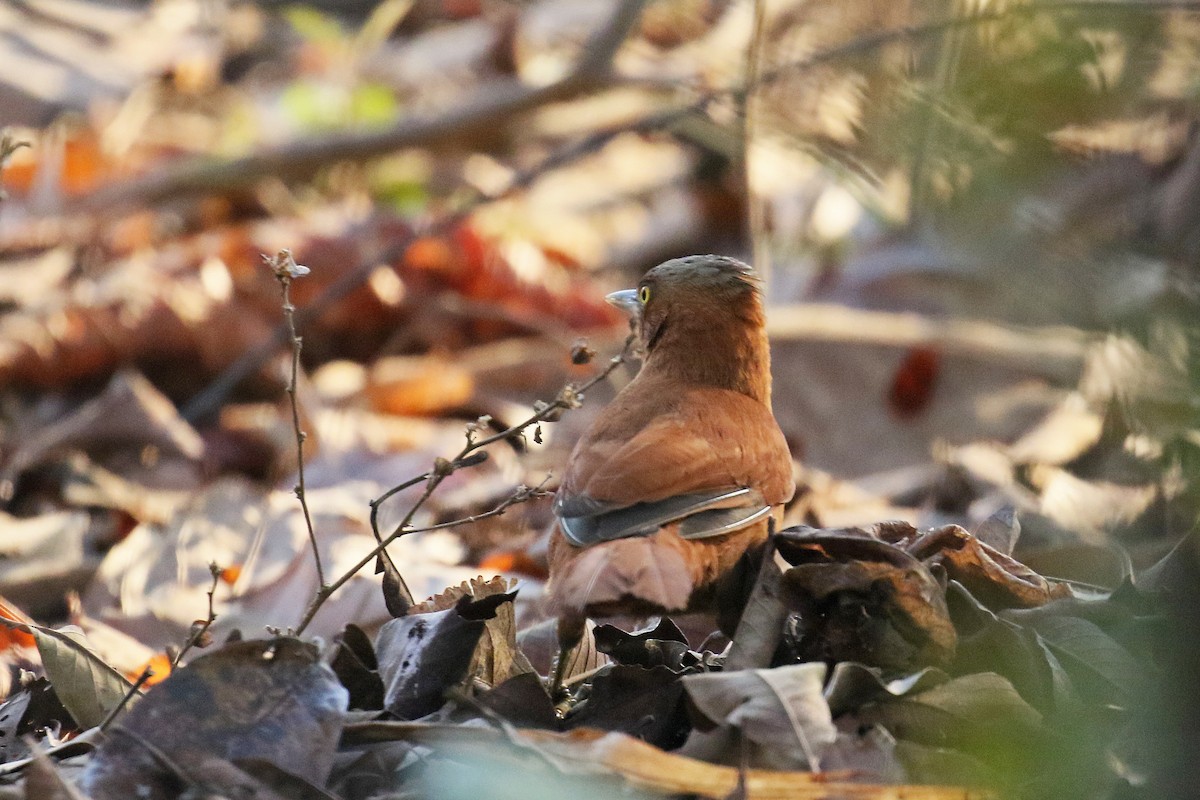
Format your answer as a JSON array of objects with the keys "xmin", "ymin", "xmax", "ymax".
[
  {"xmin": 293, "ymin": 335, "xmax": 634, "ymax": 634},
  {"xmin": 98, "ymin": 666, "xmax": 154, "ymax": 732},
  {"xmin": 172, "ymin": 562, "xmax": 221, "ymax": 668},
  {"xmin": 268, "ymin": 250, "xmax": 326, "ymax": 590}
]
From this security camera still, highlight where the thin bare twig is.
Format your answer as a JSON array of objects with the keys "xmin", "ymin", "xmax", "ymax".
[
  {"xmin": 366, "ymin": 450, "xmax": 489, "ymax": 605},
  {"xmin": 266, "ymin": 249, "xmax": 326, "ymax": 589},
  {"xmin": 98, "ymin": 666, "xmax": 154, "ymax": 732},
  {"xmin": 172, "ymin": 562, "xmax": 221, "ymax": 667},
  {"xmin": 394, "ymin": 478, "xmax": 553, "ymax": 536},
  {"xmin": 293, "ymin": 335, "xmax": 635, "ymax": 634}
]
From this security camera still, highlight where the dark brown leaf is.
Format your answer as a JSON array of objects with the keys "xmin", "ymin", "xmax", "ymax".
[
  {"xmin": 376, "ymin": 595, "xmax": 492, "ymax": 719},
  {"xmin": 475, "ymin": 672, "xmax": 559, "ymax": 729},
  {"xmin": 593, "ymin": 618, "xmax": 697, "ymax": 671},
  {"xmin": 81, "ymin": 638, "xmax": 347, "ymax": 800},
  {"xmin": 330, "ymin": 624, "xmax": 384, "ymax": 711},
  {"xmin": 722, "ymin": 539, "xmax": 787, "ymax": 671},
  {"xmin": 775, "ymin": 526, "xmax": 957, "ymax": 669},
  {"xmin": 906, "ymin": 525, "xmax": 1070, "ymax": 609},
  {"xmin": 566, "ymin": 665, "xmax": 689, "ymax": 750}
]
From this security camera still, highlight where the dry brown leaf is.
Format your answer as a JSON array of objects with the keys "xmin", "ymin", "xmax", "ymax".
[
  {"xmin": 903, "ymin": 525, "xmax": 1071, "ymax": 609},
  {"xmin": 0, "ymin": 371, "xmax": 204, "ymax": 493},
  {"xmin": 366, "ymin": 355, "xmax": 476, "ymax": 416},
  {"xmin": 407, "ymin": 575, "xmax": 536, "ymax": 689},
  {"xmin": 82, "ymin": 638, "xmax": 346, "ymax": 800},
  {"xmin": 775, "ymin": 527, "xmax": 957, "ymax": 669}
]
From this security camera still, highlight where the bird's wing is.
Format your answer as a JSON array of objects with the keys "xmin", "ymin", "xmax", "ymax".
[
  {"xmin": 555, "ymin": 388, "xmax": 793, "ymax": 546},
  {"xmin": 557, "ymin": 486, "xmax": 768, "ymax": 545}
]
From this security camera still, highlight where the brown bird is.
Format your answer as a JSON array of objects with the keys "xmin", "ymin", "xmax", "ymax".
[{"xmin": 548, "ymin": 255, "xmax": 795, "ymax": 686}]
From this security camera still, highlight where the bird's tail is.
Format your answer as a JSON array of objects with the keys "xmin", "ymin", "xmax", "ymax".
[{"xmin": 547, "ymin": 528, "xmax": 697, "ymax": 618}]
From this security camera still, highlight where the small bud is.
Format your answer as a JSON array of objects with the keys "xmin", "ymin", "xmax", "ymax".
[
  {"xmin": 465, "ymin": 414, "xmax": 493, "ymax": 435},
  {"xmin": 533, "ymin": 399, "xmax": 565, "ymax": 422},
  {"xmin": 264, "ymin": 248, "xmax": 310, "ymax": 280},
  {"xmin": 570, "ymin": 340, "xmax": 595, "ymax": 365},
  {"xmin": 188, "ymin": 622, "xmax": 214, "ymax": 649},
  {"xmin": 456, "ymin": 452, "xmax": 489, "ymax": 468}
]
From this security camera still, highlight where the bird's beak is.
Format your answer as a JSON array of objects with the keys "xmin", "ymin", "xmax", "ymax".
[{"xmin": 605, "ymin": 289, "xmax": 640, "ymax": 316}]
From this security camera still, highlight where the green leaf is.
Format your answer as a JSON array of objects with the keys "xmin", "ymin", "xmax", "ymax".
[
  {"xmin": 856, "ymin": 671, "xmax": 1044, "ymax": 752},
  {"xmin": 26, "ymin": 623, "xmax": 133, "ymax": 729},
  {"xmin": 282, "ymin": 6, "xmax": 345, "ymax": 43},
  {"xmin": 281, "ymin": 80, "xmax": 336, "ymax": 130},
  {"xmin": 1022, "ymin": 615, "xmax": 1143, "ymax": 703}
]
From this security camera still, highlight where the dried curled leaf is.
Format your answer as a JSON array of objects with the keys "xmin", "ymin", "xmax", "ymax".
[
  {"xmin": 775, "ymin": 526, "xmax": 957, "ymax": 669},
  {"xmin": 593, "ymin": 618, "xmax": 697, "ymax": 671},
  {"xmin": 378, "ymin": 591, "xmax": 513, "ymax": 719},
  {"xmin": 682, "ymin": 663, "xmax": 837, "ymax": 771},
  {"xmin": 406, "ymin": 575, "xmax": 534, "ymax": 689},
  {"xmin": 901, "ymin": 524, "xmax": 1071, "ymax": 609}
]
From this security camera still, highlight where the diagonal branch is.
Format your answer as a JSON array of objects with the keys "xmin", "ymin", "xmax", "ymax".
[{"xmin": 71, "ymin": 0, "xmax": 647, "ymax": 214}]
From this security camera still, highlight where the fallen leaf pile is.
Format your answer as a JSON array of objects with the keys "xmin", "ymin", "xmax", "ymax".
[{"xmin": 0, "ymin": 520, "xmax": 1185, "ymax": 799}]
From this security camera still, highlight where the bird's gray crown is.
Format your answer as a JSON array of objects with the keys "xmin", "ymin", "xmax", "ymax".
[{"xmin": 643, "ymin": 255, "xmax": 758, "ymax": 289}]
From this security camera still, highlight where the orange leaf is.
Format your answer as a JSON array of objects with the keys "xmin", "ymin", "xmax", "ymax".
[
  {"xmin": 0, "ymin": 596, "xmax": 38, "ymax": 651},
  {"xmin": 367, "ymin": 356, "xmax": 474, "ymax": 416},
  {"xmin": 478, "ymin": 550, "xmax": 548, "ymax": 580},
  {"xmin": 135, "ymin": 652, "xmax": 174, "ymax": 686}
]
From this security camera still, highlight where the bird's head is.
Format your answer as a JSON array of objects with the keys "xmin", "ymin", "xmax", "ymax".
[{"xmin": 607, "ymin": 255, "xmax": 764, "ymax": 356}]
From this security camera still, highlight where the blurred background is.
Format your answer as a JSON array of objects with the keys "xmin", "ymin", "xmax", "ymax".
[{"xmin": 0, "ymin": 0, "xmax": 1197, "ymax": 788}]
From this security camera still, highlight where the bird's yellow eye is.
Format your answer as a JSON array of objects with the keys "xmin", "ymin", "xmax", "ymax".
[{"xmin": 638, "ymin": 286, "xmax": 651, "ymax": 304}]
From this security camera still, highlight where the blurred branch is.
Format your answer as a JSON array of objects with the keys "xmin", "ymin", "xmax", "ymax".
[
  {"xmin": 71, "ymin": 0, "xmax": 647, "ymax": 214},
  {"xmin": 768, "ymin": 303, "xmax": 1094, "ymax": 382},
  {"xmin": 178, "ymin": 0, "xmax": 1188, "ymax": 423},
  {"xmin": 340, "ymin": 721, "xmax": 997, "ymax": 800},
  {"xmin": 71, "ymin": 0, "xmax": 1200, "ymax": 218}
]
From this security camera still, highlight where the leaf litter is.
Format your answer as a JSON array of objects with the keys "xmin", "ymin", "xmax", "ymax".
[{"xmin": 0, "ymin": 1, "xmax": 1195, "ymax": 798}]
